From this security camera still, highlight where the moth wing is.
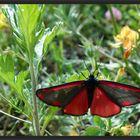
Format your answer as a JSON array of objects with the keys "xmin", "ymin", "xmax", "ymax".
[
  {"xmin": 63, "ymin": 87, "xmax": 88, "ymax": 115},
  {"xmin": 99, "ymin": 80, "xmax": 140, "ymax": 107},
  {"xmin": 90, "ymin": 87, "xmax": 121, "ymax": 117},
  {"xmin": 36, "ymin": 81, "xmax": 84, "ymax": 107},
  {"xmin": 36, "ymin": 80, "xmax": 89, "ymax": 115}
]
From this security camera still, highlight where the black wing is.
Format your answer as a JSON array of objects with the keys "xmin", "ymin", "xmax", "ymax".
[
  {"xmin": 36, "ymin": 81, "xmax": 89, "ymax": 115},
  {"xmin": 99, "ymin": 80, "xmax": 140, "ymax": 107}
]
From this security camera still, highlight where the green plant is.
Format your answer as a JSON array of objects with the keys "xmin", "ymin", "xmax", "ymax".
[{"xmin": 0, "ymin": 4, "xmax": 62, "ymax": 136}]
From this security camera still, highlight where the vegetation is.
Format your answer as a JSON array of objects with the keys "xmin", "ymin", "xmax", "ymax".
[{"xmin": 0, "ymin": 4, "xmax": 140, "ymax": 136}]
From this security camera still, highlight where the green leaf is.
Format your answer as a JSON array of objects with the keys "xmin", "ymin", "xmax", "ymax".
[
  {"xmin": 3, "ymin": 5, "xmax": 45, "ymax": 59},
  {"xmin": 34, "ymin": 22, "xmax": 63, "ymax": 75},
  {"xmin": 0, "ymin": 61, "xmax": 31, "ymax": 118},
  {"xmin": 0, "ymin": 54, "xmax": 28, "ymax": 95},
  {"xmin": 0, "ymin": 54, "xmax": 14, "ymax": 84},
  {"xmin": 83, "ymin": 126, "xmax": 101, "ymax": 136},
  {"xmin": 15, "ymin": 71, "xmax": 29, "ymax": 94},
  {"xmin": 40, "ymin": 106, "xmax": 60, "ymax": 135},
  {"xmin": 43, "ymin": 22, "xmax": 63, "ymax": 54},
  {"xmin": 66, "ymin": 73, "xmax": 79, "ymax": 82},
  {"xmin": 16, "ymin": 4, "xmax": 45, "ymax": 50},
  {"xmin": 107, "ymin": 118, "xmax": 112, "ymax": 130},
  {"xmin": 0, "ymin": 54, "xmax": 31, "ymax": 114},
  {"xmin": 93, "ymin": 116, "xmax": 106, "ymax": 129}
]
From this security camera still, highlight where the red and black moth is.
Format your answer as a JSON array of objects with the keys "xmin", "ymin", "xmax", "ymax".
[{"xmin": 36, "ymin": 75, "xmax": 140, "ymax": 117}]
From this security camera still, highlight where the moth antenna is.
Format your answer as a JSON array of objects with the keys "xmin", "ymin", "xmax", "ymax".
[
  {"xmin": 95, "ymin": 71, "xmax": 100, "ymax": 78},
  {"xmin": 81, "ymin": 72, "xmax": 88, "ymax": 79},
  {"xmin": 75, "ymin": 69, "xmax": 81, "ymax": 78}
]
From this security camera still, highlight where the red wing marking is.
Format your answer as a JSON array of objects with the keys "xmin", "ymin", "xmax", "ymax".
[
  {"xmin": 100, "ymin": 81, "xmax": 140, "ymax": 92},
  {"xmin": 63, "ymin": 88, "xmax": 88, "ymax": 115},
  {"xmin": 121, "ymin": 101, "xmax": 132, "ymax": 106},
  {"xmin": 52, "ymin": 101, "xmax": 61, "ymax": 106},
  {"xmin": 41, "ymin": 81, "xmax": 84, "ymax": 92},
  {"xmin": 37, "ymin": 94, "xmax": 45, "ymax": 100},
  {"xmin": 90, "ymin": 87, "xmax": 121, "ymax": 117}
]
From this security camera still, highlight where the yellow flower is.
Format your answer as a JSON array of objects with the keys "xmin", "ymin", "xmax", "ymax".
[
  {"xmin": 121, "ymin": 124, "xmax": 133, "ymax": 136},
  {"xmin": 110, "ymin": 124, "xmax": 133, "ymax": 136},
  {"xmin": 114, "ymin": 26, "xmax": 139, "ymax": 59},
  {"xmin": 118, "ymin": 67, "xmax": 125, "ymax": 76},
  {"xmin": 0, "ymin": 12, "xmax": 8, "ymax": 29},
  {"xmin": 123, "ymin": 48, "xmax": 133, "ymax": 59},
  {"xmin": 114, "ymin": 26, "xmax": 139, "ymax": 47}
]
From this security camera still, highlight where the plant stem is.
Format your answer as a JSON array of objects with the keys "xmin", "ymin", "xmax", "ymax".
[
  {"xmin": 98, "ymin": 47, "xmax": 123, "ymax": 65},
  {"xmin": 0, "ymin": 110, "xmax": 31, "ymax": 124},
  {"xmin": 29, "ymin": 57, "xmax": 40, "ymax": 136},
  {"xmin": 114, "ymin": 72, "xmax": 120, "ymax": 82},
  {"xmin": 108, "ymin": 5, "xmax": 118, "ymax": 34}
]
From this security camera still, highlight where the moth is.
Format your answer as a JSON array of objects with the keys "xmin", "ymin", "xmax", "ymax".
[{"xmin": 36, "ymin": 74, "xmax": 140, "ymax": 117}]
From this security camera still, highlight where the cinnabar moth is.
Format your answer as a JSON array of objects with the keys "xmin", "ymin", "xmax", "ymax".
[{"xmin": 36, "ymin": 75, "xmax": 140, "ymax": 117}]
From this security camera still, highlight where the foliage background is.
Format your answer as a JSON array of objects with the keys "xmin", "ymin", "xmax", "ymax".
[{"xmin": 0, "ymin": 4, "xmax": 140, "ymax": 136}]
